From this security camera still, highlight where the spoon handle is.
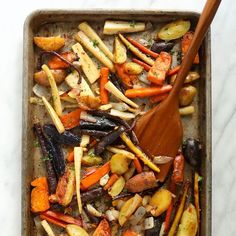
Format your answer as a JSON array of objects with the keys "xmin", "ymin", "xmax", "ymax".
[{"xmin": 169, "ymin": 0, "xmax": 221, "ymax": 99}]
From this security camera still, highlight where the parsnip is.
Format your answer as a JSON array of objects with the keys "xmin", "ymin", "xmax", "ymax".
[
  {"xmin": 72, "ymin": 43, "xmax": 100, "ymax": 84},
  {"xmin": 79, "ymin": 21, "xmax": 114, "ymax": 61},
  {"xmin": 41, "ymin": 220, "xmax": 56, "ymax": 236},
  {"xmin": 114, "ymin": 36, "xmax": 127, "ymax": 64},
  {"xmin": 75, "ymin": 31, "xmax": 115, "ymax": 72}
]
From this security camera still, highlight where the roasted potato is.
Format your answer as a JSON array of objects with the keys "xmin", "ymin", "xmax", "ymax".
[
  {"xmin": 179, "ymin": 85, "xmax": 197, "ymax": 107},
  {"xmin": 108, "ymin": 176, "xmax": 125, "ymax": 197},
  {"xmin": 81, "ymin": 155, "xmax": 103, "ymax": 166},
  {"xmin": 66, "ymin": 224, "xmax": 89, "ymax": 236},
  {"xmin": 176, "ymin": 204, "xmax": 198, "ymax": 236},
  {"xmin": 118, "ymin": 194, "xmax": 142, "ymax": 226},
  {"xmin": 170, "ymin": 71, "xmax": 200, "ymax": 85},
  {"xmin": 34, "ymin": 70, "xmax": 67, "ymax": 87},
  {"xmin": 124, "ymin": 62, "xmax": 144, "ymax": 75},
  {"xmin": 157, "ymin": 20, "xmax": 191, "ymax": 41},
  {"xmin": 34, "ymin": 36, "xmax": 65, "ymax": 51},
  {"xmin": 114, "ymin": 36, "xmax": 127, "ymax": 64},
  {"xmin": 149, "ymin": 189, "xmax": 172, "ymax": 217},
  {"xmin": 110, "ymin": 153, "xmax": 130, "ymax": 175},
  {"xmin": 179, "ymin": 106, "xmax": 195, "ymax": 116}
]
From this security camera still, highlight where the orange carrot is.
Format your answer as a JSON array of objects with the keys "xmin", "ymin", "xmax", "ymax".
[
  {"xmin": 182, "ymin": 32, "xmax": 200, "ymax": 64},
  {"xmin": 123, "ymin": 230, "xmax": 138, "ymax": 236},
  {"xmin": 100, "ymin": 67, "xmax": 109, "ymax": 104},
  {"xmin": 40, "ymin": 214, "xmax": 66, "ymax": 228},
  {"xmin": 93, "ymin": 219, "xmax": 111, "ymax": 236},
  {"xmin": 132, "ymin": 58, "xmax": 151, "ymax": 71},
  {"xmin": 31, "ymin": 177, "xmax": 50, "ymax": 213},
  {"xmin": 125, "ymin": 85, "xmax": 172, "ymax": 98},
  {"xmin": 133, "ymin": 158, "xmax": 143, "ymax": 173},
  {"xmin": 115, "ymin": 64, "xmax": 138, "ymax": 88},
  {"xmin": 104, "ymin": 174, "xmax": 119, "ymax": 190},
  {"xmin": 127, "ymin": 37, "xmax": 159, "ymax": 58},
  {"xmin": 82, "ymin": 167, "xmax": 98, "ymax": 178},
  {"xmin": 60, "ymin": 109, "xmax": 81, "ymax": 130},
  {"xmin": 80, "ymin": 162, "xmax": 110, "ymax": 189},
  {"xmin": 167, "ymin": 65, "xmax": 181, "ymax": 76},
  {"xmin": 147, "ymin": 52, "xmax": 172, "ymax": 85},
  {"xmin": 149, "ymin": 93, "xmax": 169, "ymax": 104},
  {"xmin": 67, "ymin": 150, "xmax": 74, "ymax": 162},
  {"xmin": 48, "ymin": 51, "xmax": 77, "ymax": 69}
]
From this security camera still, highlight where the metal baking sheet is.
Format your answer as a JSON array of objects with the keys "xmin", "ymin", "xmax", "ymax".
[{"xmin": 22, "ymin": 10, "xmax": 211, "ymax": 236}]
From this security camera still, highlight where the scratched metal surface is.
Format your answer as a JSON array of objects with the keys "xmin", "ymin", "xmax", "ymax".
[{"xmin": 22, "ymin": 10, "xmax": 211, "ymax": 236}]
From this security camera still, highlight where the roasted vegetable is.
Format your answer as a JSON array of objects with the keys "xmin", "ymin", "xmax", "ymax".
[
  {"xmin": 194, "ymin": 172, "xmax": 201, "ymax": 229},
  {"xmin": 111, "ymin": 153, "xmax": 130, "ymax": 175},
  {"xmin": 182, "ymin": 138, "xmax": 201, "ymax": 168},
  {"xmin": 107, "ymin": 146, "xmax": 135, "ymax": 160},
  {"xmin": 54, "ymin": 164, "xmax": 75, "ymax": 206},
  {"xmin": 179, "ymin": 106, "xmax": 195, "ymax": 116},
  {"xmin": 150, "ymin": 41, "xmax": 174, "ymax": 53},
  {"xmin": 179, "ymin": 85, "xmax": 197, "ymax": 107},
  {"xmin": 80, "ymin": 129, "xmax": 110, "ymax": 138},
  {"xmin": 145, "ymin": 218, "xmax": 162, "ymax": 236},
  {"xmin": 170, "ymin": 71, "xmax": 200, "ymax": 85},
  {"xmin": 34, "ymin": 123, "xmax": 57, "ymax": 194},
  {"xmin": 108, "ymin": 176, "xmax": 126, "ymax": 197},
  {"xmin": 157, "ymin": 20, "xmax": 191, "ymax": 41},
  {"xmin": 44, "ymin": 124, "xmax": 81, "ymax": 146},
  {"xmin": 109, "ymin": 73, "xmax": 126, "ymax": 93},
  {"xmin": 114, "ymin": 36, "xmax": 127, "ymax": 64},
  {"xmin": 93, "ymin": 219, "xmax": 111, "ymax": 236},
  {"xmin": 34, "ymin": 36, "xmax": 65, "ymax": 51},
  {"xmin": 31, "ymin": 177, "xmax": 50, "ymax": 213},
  {"xmin": 172, "ymin": 154, "xmax": 185, "ymax": 184},
  {"xmin": 34, "ymin": 69, "xmax": 66, "ymax": 87},
  {"xmin": 100, "ymin": 67, "xmax": 110, "ymax": 105},
  {"xmin": 125, "ymin": 172, "xmax": 157, "ymax": 193},
  {"xmin": 94, "ymin": 126, "xmax": 126, "ymax": 155},
  {"xmin": 60, "ymin": 109, "xmax": 82, "ymax": 130},
  {"xmin": 46, "ymin": 136, "xmax": 66, "ymax": 178},
  {"xmin": 104, "ymin": 20, "xmax": 145, "ymax": 35},
  {"xmin": 80, "ymin": 116, "xmax": 116, "ymax": 131},
  {"xmin": 124, "ymin": 62, "xmax": 143, "ymax": 75},
  {"xmin": 81, "ymin": 187, "xmax": 105, "ymax": 203},
  {"xmin": 82, "ymin": 155, "xmax": 103, "ymax": 166},
  {"xmin": 41, "ymin": 219, "xmax": 56, "ymax": 236},
  {"xmin": 149, "ymin": 189, "xmax": 172, "ymax": 217},
  {"xmin": 176, "ymin": 204, "xmax": 198, "ymax": 236},
  {"xmin": 66, "ymin": 224, "xmax": 89, "ymax": 236},
  {"xmin": 118, "ymin": 194, "xmax": 142, "ymax": 226}
]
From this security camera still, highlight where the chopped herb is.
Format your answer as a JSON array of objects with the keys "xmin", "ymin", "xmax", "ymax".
[
  {"xmin": 41, "ymin": 155, "xmax": 52, "ymax": 161},
  {"xmin": 88, "ymin": 149, "xmax": 96, "ymax": 157},
  {"xmin": 33, "ymin": 139, "xmax": 40, "ymax": 147},
  {"xmin": 198, "ymin": 176, "xmax": 203, "ymax": 182},
  {"xmin": 130, "ymin": 20, "xmax": 136, "ymax": 28},
  {"xmin": 92, "ymin": 40, "xmax": 99, "ymax": 47}
]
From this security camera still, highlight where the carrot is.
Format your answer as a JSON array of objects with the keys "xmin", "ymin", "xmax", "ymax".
[
  {"xmin": 132, "ymin": 58, "xmax": 151, "ymax": 71},
  {"xmin": 172, "ymin": 154, "xmax": 185, "ymax": 184},
  {"xmin": 80, "ymin": 162, "xmax": 110, "ymax": 189},
  {"xmin": 133, "ymin": 158, "xmax": 142, "ymax": 173},
  {"xmin": 93, "ymin": 219, "xmax": 111, "ymax": 236},
  {"xmin": 125, "ymin": 85, "xmax": 172, "ymax": 98},
  {"xmin": 60, "ymin": 108, "xmax": 81, "ymax": 130},
  {"xmin": 164, "ymin": 200, "xmax": 174, "ymax": 233},
  {"xmin": 40, "ymin": 214, "xmax": 66, "ymax": 228},
  {"xmin": 182, "ymin": 32, "xmax": 200, "ymax": 64},
  {"xmin": 82, "ymin": 166, "xmax": 98, "ymax": 178},
  {"xmin": 31, "ymin": 177, "xmax": 50, "ymax": 213},
  {"xmin": 115, "ymin": 63, "xmax": 138, "ymax": 88},
  {"xmin": 123, "ymin": 229, "xmax": 138, "ymax": 236},
  {"xmin": 167, "ymin": 65, "xmax": 181, "ymax": 76},
  {"xmin": 149, "ymin": 93, "xmax": 169, "ymax": 103},
  {"xmin": 43, "ymin": 210, "xmax": 82, "ymax": 226},
  {"xmin": 104, "ymin": 174, "xmax": 119, "ymax": 190},
  {"xmin": 127, "ymin": 37, "xmax": 159, "ymax": 58},
  {"xmin": 67, "ymin": 150, "xmax": 74, "ymax": 162},
  {"xmin": 100, "ymin": 67, "xmax": 109, "ymax": 104},
  {"xmin": 48, "ymin": 51, "xmax": 77, "ymax": 69},
  {"xmin": 147, "ymin": 52, "xmax": 172, "ymax": 85}
]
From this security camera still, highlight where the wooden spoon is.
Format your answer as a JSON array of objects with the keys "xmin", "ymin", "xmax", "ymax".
[{"xmin": 134, "ymin": 0, "xmax": 221, "ymax": 182}]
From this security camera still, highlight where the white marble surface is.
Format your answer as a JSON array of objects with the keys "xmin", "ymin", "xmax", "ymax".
[{"xmin": 0, "ymin": 0, "xmax": 234, "ymax": 235}]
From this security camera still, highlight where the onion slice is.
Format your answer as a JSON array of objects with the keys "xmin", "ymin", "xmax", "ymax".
[{"xmin": 153, "ymin": 156, "xmax": 174, "ymax": 164}]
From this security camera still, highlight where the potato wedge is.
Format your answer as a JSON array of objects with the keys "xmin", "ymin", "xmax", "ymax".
[
  {"xmin": 158, "ymin": 20, "xmax": 191, "ymax": 41},
  {"xmin": 118, "ymin": 194, "xmax": 142, "ymax": 226},
  {"xmin": 170, "ymin": 71, "xmax": 200, "ymax": 85},
  {"xmin": 149, "ymin": 189, "xmax": 172, "ymax": 217},
  {"xmin": 108, "ymin": 176, "xmax": 125, "ymax": 197},
  {"xmin": 114, "ymin": 37, "xmax": 127, "ymax": 64},
  {"xmin": 104, "ymin": 20, "xmax": 145, "ymax": 35},
  {"xmin": 179, "ymin": 106, "xmax": 195, "ymax": 116},
  {"xmin": 34, "ymin": 70, "xmax": 67, "ymax": 87},
  {"xmin": 179, "ymin": 85, "xmax": 197, "ymax": 107},
  {"xmin": 176, "ymin": 204, "xmax": 198, "ymax": 236},
  {"xmin": 72, "ymin": 43, "xmax": 100, "ymax": 84},
  {"xmin": 110, "ymin": 153, "xmax": 130, "ymax": 175},
  {"xmin": 34, "ymin": 36, "xmax": 65, "ymax": 51},
  {"xmin": 66, "ymin": 224, "xmax": 89, "ymax": 236},
  {"xmin": 124, "ymin": 62, "xmax": 143, "ymax": 75}
]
